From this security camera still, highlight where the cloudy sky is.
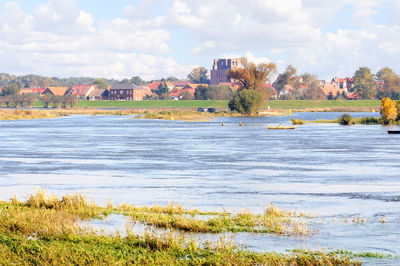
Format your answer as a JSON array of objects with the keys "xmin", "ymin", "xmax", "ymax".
[{"xmin": 0, "ymin": 0, "xmax": 399, "ymax": 80}]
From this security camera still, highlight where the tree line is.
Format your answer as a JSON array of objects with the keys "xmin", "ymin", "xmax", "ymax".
[{"xmin": 0, "ymin": 95, "xmax": 77, "ymax": 109}]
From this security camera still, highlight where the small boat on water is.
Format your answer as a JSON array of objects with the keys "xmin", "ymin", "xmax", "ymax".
[
  {"xmin": 267, "ymin": 125, "xmax": 296, "ymax": 130},
  {"xmin": 387, "ymin": 130, "xmax": 400, "ymax": 134}
]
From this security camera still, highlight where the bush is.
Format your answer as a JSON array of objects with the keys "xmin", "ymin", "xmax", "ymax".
[
  {"xmin": 291, "ymin": 118, "xmax": 305, "ymax": 125},
  {"xmin": 339, "ymin": 113, "xmax": 354, "ymax": 125},
  {"xmin": 228, "ymin": 89, "xmax": 263, "ymax": 115},
  {"xmin": 360, "ymin": 117, "xmax": 381, "ymax": 125},
  {"xmin": 380, "ymin": 97, "xmax": 398, "ymax": 125}
]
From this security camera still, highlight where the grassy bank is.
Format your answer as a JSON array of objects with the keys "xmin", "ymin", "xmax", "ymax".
[
  {"xmin": 305, "ymin": 116, "xmax": 384, "ymax": 125},
  {"xmin": 30, "ymin": 99, "xmax": 381, "ymax": 110},
  {"xmin": 0, "ymin": 109, "xmax": 141, "ymax": 121},
  {"xmin": 0, "ymin": 191, "xmax": 365, "ymax": 265}
]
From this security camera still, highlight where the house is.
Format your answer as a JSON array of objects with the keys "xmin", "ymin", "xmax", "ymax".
[
  {"xmin": 347, "ymin": 92, "xmax": 361, "ymax": 100},
  {"xmin": 319, "ymin": 80, "xmax": 347, "ymax": 98},
  {"xmin": 87, "ymin": 89, "xmax": 110, "ymax": 100},
  {"xmin": 65, "ymin": 85, "xmax": 95, "ymax": 99},
  {"xmin": 147, "ymin": 81, "xmax": 161, "ymax": 91},
  {"xmin": 172, "ymin": 80, "xmax": 190, "ymax": 87},
  {"xmin": 169, "ymin": 84, "xmax": 197, "ymax": 99},
  {"xmin": 31, "ymin": 88, "xmax": 51, "ymax": 95},
  {"xmin": 332, "ymin": 77, "xmax": 354, "ymax": 91},
  {"xmin": 46, "ymin": 87, "xmax": 68, "ymax": 96},
  {"xmin": 109, "ymin": 82, "xmax": 152, "ymax": 101},
  {"xmin": 278, "ymin": 84, "xmax": 296, "ymax": 97},
  {"xmin": 137, "ymin": 85, "xmax": 153, "ymax": 100},
  {"xmin": 19, "ymin": 89, "xmax": 36, "ymax": 95},
  {"xmin": 19, "ymin": 88, "xmax": 50, "ymax": 98}
]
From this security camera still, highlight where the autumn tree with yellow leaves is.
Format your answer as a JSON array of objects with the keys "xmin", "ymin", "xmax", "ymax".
[{"xmin": 380, "ymin": 97, "xmax": 398, "ymax": 125}]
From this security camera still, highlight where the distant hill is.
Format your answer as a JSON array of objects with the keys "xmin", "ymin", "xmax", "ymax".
[{"xmin": 0, "ymin": 73, "xmax": 118, "ymax": 88}]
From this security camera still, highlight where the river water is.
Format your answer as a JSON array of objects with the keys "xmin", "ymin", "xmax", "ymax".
[{"xmin": 0, "ymin": 112, "xmax": 399, "ymax": 264}]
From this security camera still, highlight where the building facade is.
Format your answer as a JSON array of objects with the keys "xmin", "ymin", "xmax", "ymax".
[
  {"xmin": 109, "ymin": 82, "xmax": 152, "ymax": 101},
  {"xmin": 210, "ymin": 58, "xmax": 239, "ymax": 85}
]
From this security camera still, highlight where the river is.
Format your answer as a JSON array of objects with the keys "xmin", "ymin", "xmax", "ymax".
[{"xmin": 0, "ymin": 112, "xmax": 398, "ymax": 264}]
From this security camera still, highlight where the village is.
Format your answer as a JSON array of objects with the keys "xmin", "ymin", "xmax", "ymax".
[{"xmin": 0, "ymin": 58, "xmax": 383, "ymax": 102}]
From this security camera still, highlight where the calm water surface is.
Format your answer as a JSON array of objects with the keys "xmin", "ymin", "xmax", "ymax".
[{"xmin": 0, "ymin": 112, "xmax": 399, "ymax": 264}]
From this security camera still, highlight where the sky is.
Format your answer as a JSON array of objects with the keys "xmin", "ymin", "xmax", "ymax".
[{"xmin": 0, "ymin": 0, "xmax": 399, "ymax": 81}]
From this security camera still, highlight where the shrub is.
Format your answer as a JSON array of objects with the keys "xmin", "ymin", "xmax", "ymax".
[
  {"xmin": 339, "ymin": 114, "xmax": 353, "ymax": 125},
  {"xmin": 291, "ymin": 118, "xmax": 305, "ymax": 125},
  {"xmin": 380, "ymin": 97, "xmax": 398, "ymax": 124},
  {"xmin": 228, "ymin": 89, "xmax": 263, "ymax": 115},
  {"xmin": 360, "ymin": 117, "xmax": 381, "ymax": 125}
]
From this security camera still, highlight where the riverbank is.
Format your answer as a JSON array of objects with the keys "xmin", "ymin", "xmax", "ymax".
[
  {"xmin": 0, "ymin": 108, "xmax": 289, "ymax": 121},
  {"xmin": 0, "ymin": 191, "xmax": 367, "ymax": 265},
  {"xmin": 28, "ymin": 99, "xmax": 381, "ymax": 111}
]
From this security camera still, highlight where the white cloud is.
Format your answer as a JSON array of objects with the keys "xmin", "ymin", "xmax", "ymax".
[
  {"xmin": 0, "ymin": 0, "xmax": 399, "ymax": 81},
  {"xmin": 0, "ymin": 0, "xmax": 191, "ymax": 79}
]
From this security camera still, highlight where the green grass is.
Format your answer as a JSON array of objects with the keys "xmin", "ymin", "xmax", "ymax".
[
  {"xmin": 308, "ymin": 116, "xmax": 383, "ymax": 125},
  {"xmin": 0, "ymin": 191, "xmax": 364, "ymax": 265},
  {"xmin": 263, "ymin": 100, "xmax": 380, "ymax": 109},
  {"xmin": 30, "ymin": 99, "xmax": 382, "ymax": 110},
  {"xmin": 75, "ymin": 100, "xmax": 230, "ymax": 109}
]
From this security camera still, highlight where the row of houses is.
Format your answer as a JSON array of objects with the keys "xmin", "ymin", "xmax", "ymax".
[
  {"xmin": 0, "ymin": 75, "xmax": 380, "ymax": 101},
  {"xmin": 15, "ymin": 83, "xmax": 150, "ymax": 101},
  {"xmin": 18, "ymin": 85, "xmax": 108, "ymax": 100}
]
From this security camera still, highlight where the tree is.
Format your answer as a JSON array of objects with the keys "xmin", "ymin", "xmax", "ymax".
[
  {"xmin": 227, "ymin": 57, "xmax": 276, "ymax": 99},
  {"xmin": 64, "ymin": 95, "xmax": 77, "ymax": 108},
  {"xmin": 380, "ymin": 97, "xmax": 398, "ymax": 124},
  {"xmin": 376, "ymin": 67, "xmax": 400, "ymax": 99},
  {"xmin": 272, "ymin": 65, "xmax": 297, "ymax": 95},
  {"xmin": 42, "ymin": 94, "xmax": 53, "ymax": 108},
  {"xmin": 155, "ymin": 81, "xmax": 170, "ymax": 100},
  {"xmin": 204, "ymin": 85, "xmax": 233, "ymax": 100},
  {"xmin": 187, "ymin": 67, "xmax": 209, "ymax": 84},
  {"xmin": 353, "ymin": 67, "xmax": 376, "ymax": 99},
  {"xmin": 179, "ymin": 90, "xmax": 194, "ymax": 100},
  {"xmin": 194, "ymin": 85, "xmax": 208, "ymax": 100},
  {"xmin": 93, "ymin": 78, "xmax": 109, "ymax": 90},
  {"xmin": 2, "ymin": 83, "xmax": 20, "ymax": 96},
  {"xmin": 166, "ymin": 76, "xmax": 179, "ymax": 82},
  {"xmin": 131, "ymin": 76, "xmax": 146, "ymax": 85},
  {"xmin": 228, "ymin": 89, "xmax": 263, "ymax": 115},
  {"xmin": 194, "ymin": 85, "xmax": 233, "ymax": 100}
]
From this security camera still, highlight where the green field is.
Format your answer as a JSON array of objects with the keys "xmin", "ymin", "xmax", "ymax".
[
  {"xmin": 73, "ymin": 100, "xmax": 380, "ymax": 109},
  {"xmin": 30, "ymin": 99, "xmax": 381, "ymax": 110}
]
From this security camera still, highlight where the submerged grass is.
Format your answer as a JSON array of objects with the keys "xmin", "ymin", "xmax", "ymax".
[
  {"xmin": 0, "ymin": 108, "xmax": 140, "ymax": 121},
  {"xmin": 307, "ymin": 116, "xmax": 383, "ymax": 125},
  {"xmin": 0, "ymin": 191, "xmax": 363, "ymax": 265},
  {"xmin": 120, "ymin": 203, "xmax": 312, "ymax": 235},
  {"xmin": 291, "ymin": 118, "xmax": 305, "ymax": 125},
  {"xmin": 137, "ymin": 110, "xmax": 240, "ymax": 121}
]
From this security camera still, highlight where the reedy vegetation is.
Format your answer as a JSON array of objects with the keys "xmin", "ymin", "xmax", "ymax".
[{"xmin": 0, "ymin": 191, "xmax": 363, "ymax": 265}]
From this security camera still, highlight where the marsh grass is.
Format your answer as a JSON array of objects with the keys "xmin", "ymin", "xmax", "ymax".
[
  {"xmin": 121, "ymin": 203, "xmax": 312, "ymax": 235},
  {"xmin": 137, "ymin": 110, "xmax": 239, "ymax": 121},
  {"xmin": 11, "ymin": 190, "xmax": 110, "ymax": 219},
  {"xmin": 291, "ymin": 118, "xmax": 305, "ymax": 125},
  {"xmin": 0, "ymin": 109, "xmax": 57, "ymax": 120},
  {"xmin": 0, "ymin": 108, "xmax": 140, "ymax": 121},
  {"xmin": 0, "ymin": 191, "xmax": 370, "ymax": 265},
  {"xmin": 308, "ymin": 116, "xmax": 384, "ymax": 125}
]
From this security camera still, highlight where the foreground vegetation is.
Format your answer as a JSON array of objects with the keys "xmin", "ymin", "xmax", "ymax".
[{"xmin": 0, "ymin": 191, "xmax": 367, "ymax": 265}]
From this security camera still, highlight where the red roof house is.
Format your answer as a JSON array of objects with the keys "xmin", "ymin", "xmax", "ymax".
[{"xmin": 65, "ymin": 85, "xmax": 95, "ymax": 99}]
